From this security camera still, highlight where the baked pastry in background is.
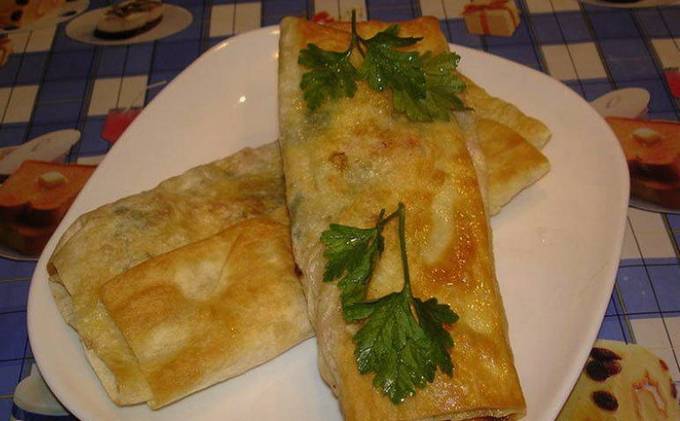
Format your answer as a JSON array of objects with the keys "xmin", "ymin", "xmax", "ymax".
[
  {"xmin": 0, "ymin": 160, "xmax": 95, "ymax": 255},
  {"xmin": 94, "ymin": 0, "xmax": 164, "ymax": 40},
  {"xmin": 607, "ymin": 117, "xmax": 680, "ymax": 209},
  {"xmin": 0, "ymin": 0, "xmax": 65, "ymax": 30},
  {"xmin": 557, "ymin": 340, "xmax": 680, "ymax": 420}
]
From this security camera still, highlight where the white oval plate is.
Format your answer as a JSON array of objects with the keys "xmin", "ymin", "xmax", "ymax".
[{"xmin": 28, "ymin": 26, "xmax": 629, "ymax": 421}]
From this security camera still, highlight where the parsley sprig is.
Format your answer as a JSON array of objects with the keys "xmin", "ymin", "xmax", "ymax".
[
  {"xmin": 298, "ymin": 11, "xmax": 466, "ymax": 121},
  {"xmin": 321, "ymin": 203, "xmax": 459, "ymax": 404}
]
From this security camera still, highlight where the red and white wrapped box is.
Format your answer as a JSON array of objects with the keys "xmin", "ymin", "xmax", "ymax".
[{"xmin": 462, "ymin": 0, "xmax": 520, "ymax": 37}]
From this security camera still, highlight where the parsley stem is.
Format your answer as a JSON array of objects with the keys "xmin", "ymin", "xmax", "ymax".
[
  {"xmin": 377, "ymin": 208, "xmax": 399, "ymax": 230},
  {"xmin": 350, "ymin": 10, "xmax": 366, "ymax": 57},
  {"xmin": 396, "ymin": 202, "xmax": 412, "ymax": 297}
]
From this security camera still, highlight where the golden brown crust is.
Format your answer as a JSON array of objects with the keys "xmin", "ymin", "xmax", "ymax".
[
  {"xmin": 47, "ymin": 144, "xmax": 290, "ymax": 405},
  {"xmin": 476, "ymin": 119, "xmax": 550, "ymax": 215},
  {"xmin": 325, "ymin": 19, "xmax": 551, "ymax": 151},
  {"xmin": 458, "ymin": 75, "xmax": 551, "ymax": 150},
  {"xmin": 101, "ymin": 218, "xmax": 312, "ymax": 408},
  {"xmin": 279, "ymin": 17, "xmax": 525, "ymax": 420}
]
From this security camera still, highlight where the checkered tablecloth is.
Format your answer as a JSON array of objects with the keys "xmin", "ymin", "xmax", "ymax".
[{"xmin": 1, "ymin": 0, "xmax": 679, "ymax": 418}]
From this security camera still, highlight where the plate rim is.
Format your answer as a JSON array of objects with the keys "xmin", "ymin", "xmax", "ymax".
[{"xmin": 27, "ymin": 25, "xmax": 630, "ymax": 421}]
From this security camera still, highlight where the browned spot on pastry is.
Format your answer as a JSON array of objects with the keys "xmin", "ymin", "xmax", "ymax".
[
  {"xmin": 660, "ymin": 359, "xmax": 669, "ymax": 371},
  {"xmin": 671, "ymin": 381, "xmax": 677, "ymax": 399},
  {"xmin": 592, "ymin": 391, "xmax": 619, "ymax": 411},
  {"xmin": 591, "ymin": 347, "xmax": 621, "ymax": 362},
  {"xmin": 328, "ymin": 152, "xmax": 348, "ymax": 171},
  {"xmin": 294, "ymin": 264, "xmax": 303, "ymax": 277}
]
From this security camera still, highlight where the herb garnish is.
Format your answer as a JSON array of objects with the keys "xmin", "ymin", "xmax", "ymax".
[
  {"xmin": 298, "ymin": 11, "xmax": 466, "ymax": 121},
  {"xmin": 321, "ymin": 203, "xmax": 459, "ymax": 403}
]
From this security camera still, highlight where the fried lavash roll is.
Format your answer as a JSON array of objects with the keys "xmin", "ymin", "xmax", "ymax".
[
  {"xmin": 100, "ymin": 217, "xmax": 311, "ymax": 408},
  {"xmin": 278, "ymin": 17, "xmax": 525, "ymax": 421},
  {"xmin": 48, "ymin": 144, "xmax": 313, "ymax": 406}
]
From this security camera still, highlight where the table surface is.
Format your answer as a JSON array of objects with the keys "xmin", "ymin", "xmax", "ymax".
[{"xmin": 1, "ymin": 0, "xmax": 679, "ymax": 419}]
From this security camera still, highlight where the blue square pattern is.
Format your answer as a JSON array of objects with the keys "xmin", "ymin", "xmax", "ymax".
[
  {"xmin": 660, "ymin": 8, "xmax": 680, "ymax": 37},
  {"xmin": 0, "ymin": 399, "xmax": 13, "ymax": 421},
  {"xmin": 486, "ymin": 44, "xmax": 542, "ymax": 71},
  {"xmin": 581, "ymin": 79, "xmax": 613, "ymax": 102},
  {"xmin": 564, "ymin": 81, "xmax": 584, "ymax": 97},
  {"xmin": 146, "ymin": 70, "xmax": 180, "ymax": 103},
  {"xmin": 555, "ymin": 12, "xmax": 592, "ymax": 43},
  {"xmin": 616, "ymin": 266, "xmax": 660, "ymax": 314},
  {"xmin": 648, "ymin": 265, "xmax": 680, "ymax": 313},
  {"xmin": 668, "ymin": 214, "xmax": 680, "ymax": 231},
  {"xmin": 589, "ymin": 10, "xmax": 640, "ymax": 40},
  {"xmin": 635, "ymin": 9, "xmax": 671, "ymax": 38},
  {"xmin": 599, "ymin": 38, "xmax": 658, "ymax": 82},
  {"xmin": 531, "ymin": 14, "xmax": 563, "ymax": 45},
  {"xmin": 618, "ymin": 79, "xmax": 676, "ymax": 114},
  {"xmin": 161, "ymin": 5, "xmax": 203, "ymax": 43},
  {"xmin": 165, "ymin": 0, "xmax": 204, "ymax": 6},
  {"xmin": 32, "ymin": 101, "xmax": 82, "ymax": 125},
  {"xmin": 152, "ymin": 40, "xmax": 200, "ymax": 72},
  {"xmin": 0, "ymin": 311, "xmax": 27, "ymax": 360},
  {"xmin": 45, "ymin": 50, "xmax": 95, "ymax": 81},
  {"xmin": 28, "ymin": 122, "xmax": 78, "ymax": 141},
  {"xmin": 0, "ymin": 55, "xmax": 21, "ymax": 87},
  {"xmin": 485, "ymin": 19, "xmax": 532, "ymax": 47},
  {"xmin": 78, "ymin": 117, "xmax": 109, "ymax": 156},
  {"xmin": 38, "ymin": 79, "xmax": 88, "ymax": 104},
  {"xmin": 606, "ymin": 295, "xmax": 618, "ymax": 316},
  {"xmin": 96, "ymin": 46, "xmax": 128, "ymax": 78},
  {"xmin": 0, "ymin": 124, "xmax": 28, "ymax": 148},
  {"xmin": 262, "ymin": 0, "xmax": 308, "ymax": 26},
  {"xmin": 0, "ymin": 260, "xmax": 35, "ymax": 280},
  {"xmin": 15, "ymin": 53, "xmax": 48, "ymax": 85},
  {"xmin": 125, "ymin": 43, "xmax": 154, "ymax": 75},
  {"xmin": 366, "ymin": 0, "xmax": 416, "ymax": 21},
  {"xmin": 51, "ymin": 26, "xmax": 93, "ymax": 52},
  {"xmin": 0, "ymin": 360, "xmax": 22, "ymax": 395},
  {"xmin": 597, "ymin": 315, "xmax": 627, "ymax": 341},
  {"xmin": 0, "ymin": 281, "xmax": 29, "ymax": 313},
  {"xmin": 206, "ymin": 36, "xmax": 229, "ymax": 52},
  {"xmin": 647, "ymin": 111, "xmax": 679, "ymax": 121},
  {"xmin": 444, "ymin": 19, "xmax": 483, "ymax": 49}
]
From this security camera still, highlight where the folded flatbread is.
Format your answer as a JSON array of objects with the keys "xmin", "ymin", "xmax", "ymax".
[
  {"xmin": 48, "ymin": 144, "xmax": 313, "ymax": 405},
  {"xmin": 101, "ymin": 217, "xmax": 311, "ymax": 408},
  {"xmin": 279, "ymin": 16, "xmax": 525, "ymax": 420},
  {"xmin": 326, "ymin": 19, "xmax": 550, "ymax": 211},
  {"xmin": 49, "ymin": 16, "xmax": 548, "ymax": 410},
  {"xmin": 48, "ymin": 130, "xmax": 544, "ymax": 408},
  {"xmin": 477, "ymin": 118, "xmax": 549, "ymax": 214}
]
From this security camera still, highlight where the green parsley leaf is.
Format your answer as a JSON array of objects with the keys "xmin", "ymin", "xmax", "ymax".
[
  {"xmin": 413, "ymin": 297, "xmax": 458, "ymax": 375},
  {"xmin": 320, "ymin": 223, "xmax": 384, "ymax": 310},
  {"xmin": 321, "ymin": 204, "xmax": 459, "ymax": 404},
  {"xmin": 298, "ymin": 11, "xmax": 467, "ymax": 120},
  {"xmin": 353, "ymin": 291, "xmax": 436, "ymax": 403},
  {"xmin": 364, "ymin": 24, "xmax": 422, "ymax": 48},
  {"xmin": 392, "ymin": 52, "xmax": 467, "ymax": 121},
  {"xmin": 360, "ymin": 42, "xmax": 426, "ymax": 100},
  {"xmin": 298, "ymin": 44, "xmax": 359, "ymax": 110}
]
